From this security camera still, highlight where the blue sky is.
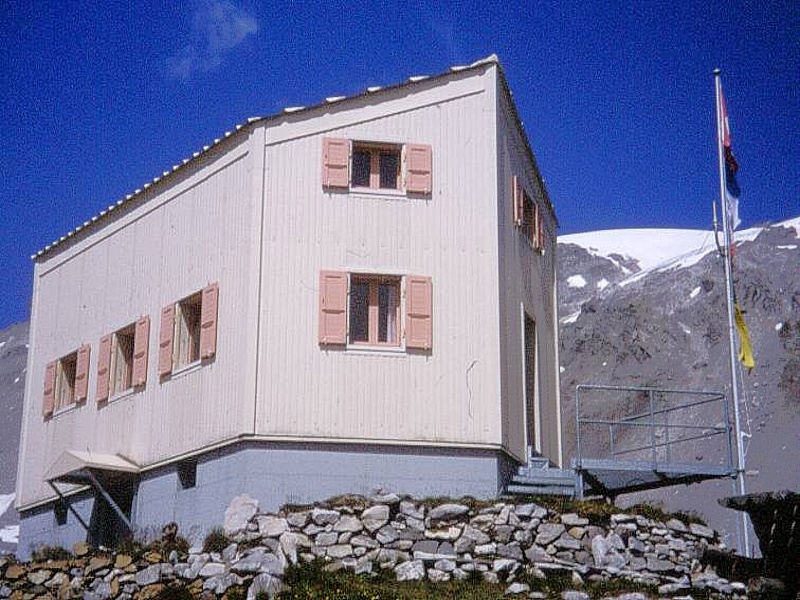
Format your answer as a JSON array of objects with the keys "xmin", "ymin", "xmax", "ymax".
[{"xmin": 1, "ymin": 1, "xmax": 798, "ymax": 329}]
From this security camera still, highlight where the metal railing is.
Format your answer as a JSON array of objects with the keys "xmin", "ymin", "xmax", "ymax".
[{"xmin": 575, "ymin": 384, "xmax": 734, "ymax": 482}]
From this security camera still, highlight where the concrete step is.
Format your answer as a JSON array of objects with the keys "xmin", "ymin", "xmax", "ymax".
[
  {"xmin": 515, "ymin": 467, "xmax": 575, "ymax": 480},
  {"xmin": 506, "ymin": 483, "xmax": 574, "ymax": 496},
  {"xmin": 513, "ymin": 475, "xmax": 575, "ymax": 486}
]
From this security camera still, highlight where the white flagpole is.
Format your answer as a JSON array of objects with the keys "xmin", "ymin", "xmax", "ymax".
[{"xmin": 713, "ymin": 68, "xmax": 751, "ymax": 557}]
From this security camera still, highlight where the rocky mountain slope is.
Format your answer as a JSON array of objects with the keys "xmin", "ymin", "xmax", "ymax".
[
  {"xmin": 557, "ymin": 218, "xmax": 800, "ymax": 552},
  {"xmin": 0, "ymin": 322, "xmax": 27, "ymax": 554},
  {"xmin": 0, "ymin": 218, "xmax": 797, "ymax": 557}
]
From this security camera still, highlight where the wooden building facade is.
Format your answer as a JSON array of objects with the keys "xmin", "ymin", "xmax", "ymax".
[{"xmin": 16, "ymin": 56, "xmax": 562, "ymax": 555}]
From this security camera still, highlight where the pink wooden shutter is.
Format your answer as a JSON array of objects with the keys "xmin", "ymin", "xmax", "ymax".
[
  {"xmin": 512, "ymin": 175, "xmax": 522, "ymax": 226},
  {"xmin": 199, "ymin": 283, "xmax": 219, "ymax": 360},
  {"xmin": 158, "ymin": 304, "xmax": 176, "ymax": 377},
  {"xmin": 75, "ymin": 344, "xmax": 90, "ymax": 403},
  {"xmin": 318, "ymin": 270, "xmax": 347, "ymax": 345},
  {"xmin": 322, "ymin": 137, "xmax": 349, "ymax": 188},
  {"xmin": 96, "ymin": 334, "xmax": 112, "ymax": 403},
  {"xmin": 406, "ymin": 144, "xmax": 432, "ymax": 194},
  {"xmin": 133, "ymin": 316, "xmax": 150, "ymax": 386},
  {"xmin": 43, "ymin": 361, "xmax": 56, "ymax": 418},
  {"xmin": 406, "ymin": 276, "xmax": 433, "ymax": 350}
]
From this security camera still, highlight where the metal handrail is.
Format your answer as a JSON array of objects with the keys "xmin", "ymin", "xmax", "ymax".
[{"xmin": 575, "ymin": 384, "xmax": 734, "ymax": 477}]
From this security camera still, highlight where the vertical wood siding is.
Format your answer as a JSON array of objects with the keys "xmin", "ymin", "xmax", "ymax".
[
  {"xmin": 495, "ymin": 84, "xmax": 562, "ymax": 466},
  {"xmin": 17, "ymin": 64, "xmax": 561, "ymax": 509},
  {"xmin": 17, "ymin": 134, "xmax": 262, "ymax": 506},
  {"xmin": 254, "ymin": 67, "xmax": 504, "ymax": 448}
]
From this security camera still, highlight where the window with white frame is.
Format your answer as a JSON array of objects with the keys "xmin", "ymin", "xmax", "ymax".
[
  {"xmin": 112, "ymin": 325, "xmax": 135, "ymax": 395},
  {"xmin": 42, "ymin": 344, "xmax": 90, "ymax": 418},
  {"xmin": 512, "ymin": 175, "xmax": 545, "ymax": 252},
  {"xmin": 97, "ymin": 317, "xmax": 150, "ymax": 403},
  {"xmin": 351, "ymin": 144, "xmax": 401, "ymax": 190},
  {"xmin": 349, "ymin": 275, "xmax": 401, "ymax": 345},
  {"xmin": 55, "ymin": 352, "xmax": 77, "ymax": 410},
  {"xmin": 158, "ymin": 283, "xmax": 219, "ymax": 378},
  {"xmin": 322, "ymin": 138, "xmax": 432, "ymax": 195},
  {"xmin": 318, "ymin": 271, "xmax": 432, "ymax": 350},
  {"xmin": 176, "ymin": 292, "xmax": 202, "ymax": 367}
]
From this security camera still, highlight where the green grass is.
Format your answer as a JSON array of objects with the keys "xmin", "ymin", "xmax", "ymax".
[{"xmin": 275, "ymin": 559, "xmax": 665, "ymax": 600}]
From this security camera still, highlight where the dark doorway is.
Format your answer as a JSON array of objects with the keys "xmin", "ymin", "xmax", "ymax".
[
  {"xmin": 524, "ymin": 313, "xmax": 537, "ymax": 455},
  {"xmin": 87, "ymin": 473, "xmax": 136, "ymax": 548}
]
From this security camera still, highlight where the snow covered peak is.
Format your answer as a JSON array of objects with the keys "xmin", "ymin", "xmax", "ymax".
[
  {"xmin": 559, "ymin": 217, "xmax": 799, "ymax": 279},
  {"xmin": 559, "ymin": 228, "xmax": 716, "ymax": 272}
]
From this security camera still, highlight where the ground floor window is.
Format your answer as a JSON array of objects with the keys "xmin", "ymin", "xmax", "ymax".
[
  {"xmin": 350, "ymin": 276, "xmax": 400, "ymax": 345},
  {"xmin": 318, "ymin": 271, "xmax": 432, "ymax": 350}
]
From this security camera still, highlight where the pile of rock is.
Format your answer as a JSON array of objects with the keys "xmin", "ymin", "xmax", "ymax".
[
  {"xmin": 225, "ymin": 494, "xmax": 745, "ymax": 596},
  {"xmin": 0, "ymin": 494, "xmax": 749, "ymax": 599}
]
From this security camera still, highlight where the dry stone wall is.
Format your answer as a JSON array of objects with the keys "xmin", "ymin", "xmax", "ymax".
[{"xmin": 0, "ymin": 493, "xmax": 748, "ymax": 599}]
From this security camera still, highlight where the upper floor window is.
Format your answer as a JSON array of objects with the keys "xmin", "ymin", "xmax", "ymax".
[
  {"xmin": 512, "ymin": 175, "xmax": 545, "ymax": 252},
  {"xmin": 43, "ymin": 344, "xmax": 90, "ymax": 418},
  {"xmin": 352, "ymin": 144, "xmax": 401, "ymax": 190},
  {"xmin": 321, "ymin": 138, "xmax": 432, "ymax": 195},
  {"xmin": 158, "ymin": 283, "xmax": 219, "ymax": 378}
]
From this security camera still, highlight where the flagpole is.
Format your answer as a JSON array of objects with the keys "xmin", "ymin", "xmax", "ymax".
[{"xmin": 713, "ymin": 68, "xmax": 751, "ymax": 557}]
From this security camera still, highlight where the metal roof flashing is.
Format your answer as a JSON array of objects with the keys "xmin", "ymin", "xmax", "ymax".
[{"xmin": 32, "ymin": 55, "xmax": 502, "ymax": 260}]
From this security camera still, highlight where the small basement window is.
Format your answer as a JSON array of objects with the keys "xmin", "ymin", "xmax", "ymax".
[
  {"xmin": 54, "ymin": 501, "xmax": 68, "ymax": 526},
  {"xmin": 178, "ymin": 460, "xmax": 197, "ymax": 489},
  {"xmin": 351, "ymin": 144, "xmax": 401, "ymax": 190}
]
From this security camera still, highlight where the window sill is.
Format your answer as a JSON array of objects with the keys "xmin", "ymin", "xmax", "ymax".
[
  {"xmin": 108, "ymin": 388, "xmax": 136, "ymax": 404},
  {"xmin": 348, "ymin": 187, "xmax": 407, "ymax": 199},
  {"xmin": 50, "ymin": 401, "xmax": 83, "ymax": 418},
  {"xmin": 170, "ymin": 360, "xmax": 203, "ymax": 379},
  {"xmin": 345, "ymin": 344, "xmax": 407, "ymax": 356}
]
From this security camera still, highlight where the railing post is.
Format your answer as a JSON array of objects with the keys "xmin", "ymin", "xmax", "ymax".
[
  {"xmin": 609, "ymin": 423, "xmax": 616, "ymax": 459},
  {"xmin": 664, "ymin": 392, "xmax": 671, "ymax": 463},
  {"xmin": 575, "ymin": 386, "xmax": 583, "ymax": 498},
  {"xmin": 723, "ymin": 392, "xmax": 734, "ymax": 472},
  {"xmin": 649, "ymin": 389, "xmax": 657, "ymax": 469},
  {"xmin": 575, "ymin": 386, "xmax": 583, "ymax": 472}
]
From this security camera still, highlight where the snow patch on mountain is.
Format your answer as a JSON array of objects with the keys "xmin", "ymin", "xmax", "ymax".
[
  {"xmin": 0, "ymin": 494, "xmax": 13, "ymax": 519},
  {"xmin": 560, "ymin": 229, "xmax": 715, "ymax": 271},
  {"xmin": 559, "ymin": 222, "xmax": 794, "ymax": 290},
  {"xmin": 0, "ymin": 526, "xmax": 18, "ymax": 544},
  {"xmin": 566, "ymin": 275, "xmax": 587, "ymax": 288}
]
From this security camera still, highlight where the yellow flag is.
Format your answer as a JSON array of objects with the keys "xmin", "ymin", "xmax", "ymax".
[{"xmin": 734, "ymin": 302, "xmax": 755, "ymax": 371}]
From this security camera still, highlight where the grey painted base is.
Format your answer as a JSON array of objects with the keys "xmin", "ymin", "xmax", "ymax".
[{"xmin": 17, "ymin": 441, "xmax": 515, "ymax": 559}]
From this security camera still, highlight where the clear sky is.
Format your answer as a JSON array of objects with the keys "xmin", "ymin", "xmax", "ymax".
[{"xmin": 1, "ymin": 1, "xmax": 798, "ymax": 329}]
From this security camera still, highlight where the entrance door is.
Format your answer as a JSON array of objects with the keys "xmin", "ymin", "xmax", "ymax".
[{"xmin": 524, "ymin": 313, "xmax": 538, "ymax": 456}]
